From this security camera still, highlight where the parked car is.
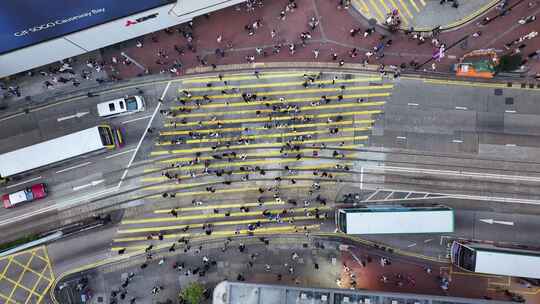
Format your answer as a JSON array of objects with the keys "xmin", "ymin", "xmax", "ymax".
[
  {"xmin": 2, "ymin": 183, "xmax": 47, "ymax": 208},
  {"xmin": 97, "ymin": 95, "xmax": 145, "ymax": 117}
]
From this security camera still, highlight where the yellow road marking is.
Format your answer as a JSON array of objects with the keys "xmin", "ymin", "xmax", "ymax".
[
  {"xmin": 174, "ymin": 95, "xmax": 386, "ymax": 110},
  {"xmin": 177, "ymin": 84, "xmax": 393, "ymax": 101},
  {"xmin": 168, "ymin": 101, "xmax": 385, "ymax": 119},
  {"xmin": 122, "ymin": 207, "xmax": 331, "ymax": 224},
  {"xmin": 367, "ymin": 0, "xmax": 386, "ymax": 21},
  {"xmin": 112, "ymin": 225, "xmax": 321, "ymax": 248},
  {"xmin": 157, "ymin": 148, "xmax": 348, "ymax": 164},
  {"xmin": 423, "ymin": 79, "xmax": 538, "ymax": 90},
  {"xmin": 354, "ymin": 0, "xmax": 370, "ymax": 14},
  {"xmin": 155, "ymin": 201, "xmax": 284, "ymax": 213},
  {"xmin": 160, "ymin": 119, "xmax": 360, "ymax": 136},
  {"xmin": 408, "ymin": 0, "xmax": 420, "ymax": 12},
  {"xmin": 183, "ymin": 70, "xmax": 312, "ymax": 81},
  {"xmin": 184, "ymin": 72, "xmax": 309, "ymax": 83},
  {"xmin": 151, "ymin": 135, "xmax": 369, "ymax": 156},
  {"xmin": 183, "ymin": 77, "xmax": 381, "ymax": 92},
  {"xmin": 116, "ymin": 215, "xmax": 318, "ymax": 236},
  {"xmin": 163, "ymin": 111, "xmax": 377, "ymax": 128},
  {"xmin": 417, "ymin": 0, "xmax": 426, "ymax": 6},
  {"xmin": 142, "ymin": 164, "xmax": 348, "ymax": 183},
  {"xmin": 143, "ymin": 157, "xmax": 335, "ymax": 176},
  {"xmin": 387, "ymin": 0, "xmax": 408, "ymax": 23},
  {"xmin": 146, "ymin": 184, "xmax": 309, "ymax": 199},
  {"xmin": 169, "ymin": 93, "xmax": 389, "ymax": 111},
  {"xmin": 156, "ymin": 126, "xmax": 369, "ymax": 146},
  {"xmin": 183, "ymin": 72, "xmax": 378, "ymax": 83},
  {"xmin": 377, "ymin": 0, "xmax": 391, "ymax": 16},
  {"xmin": 397, "ymin": 0, "xmax": 413, "ymax": 18}
]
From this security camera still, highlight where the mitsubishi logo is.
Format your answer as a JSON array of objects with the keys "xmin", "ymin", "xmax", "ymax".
[{"xmin": 125, "ymin": 13, "xmax": 159, "ymax": 27}]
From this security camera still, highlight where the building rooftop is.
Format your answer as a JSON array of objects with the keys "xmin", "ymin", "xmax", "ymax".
[{"xmin": 213, "ymin": 281, "xmax": 511, "ymax": 304}]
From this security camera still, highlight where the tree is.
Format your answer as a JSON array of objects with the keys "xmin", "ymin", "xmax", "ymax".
[
  {"xmin": 179, "ymin": 282, "xmax": 204, "ymax": 304},
  {"xmin": 497, "ymin": 54, "xmax": 522, "ymax": 72}
]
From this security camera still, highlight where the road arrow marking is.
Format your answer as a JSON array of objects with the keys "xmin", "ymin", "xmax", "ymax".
[
  {"xmin": 73, "ymin": 179, "xmax": 105, "ymax": 191},
  {"xmin": 480, "ymin": 218, "xmax": 514, "ymax": 226},
  {"xmin": 57, "ymin": 111, "xmax": 89, "ymax": 122}
]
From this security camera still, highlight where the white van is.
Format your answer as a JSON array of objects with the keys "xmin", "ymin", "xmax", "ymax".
[{"xmin": 97, "ymin": 96, "xmax": 145, "ymax": 117}]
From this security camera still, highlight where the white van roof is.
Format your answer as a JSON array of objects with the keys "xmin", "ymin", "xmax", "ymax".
[{"xmin": 97, "ymin": 98, "xmax": 127, "ymax": 116}]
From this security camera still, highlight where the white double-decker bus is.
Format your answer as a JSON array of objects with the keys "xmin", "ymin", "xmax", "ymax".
[
  {"xmin": 335, "ymin": 204, "xmax": 454, "ymax": 234},
  {"xmin": 451, "ymin": 242, "xmax": 540, "ymax": 279},
  {"xmin": 0, "ymin": 125, "xmax": 122, "ymax": 182}
]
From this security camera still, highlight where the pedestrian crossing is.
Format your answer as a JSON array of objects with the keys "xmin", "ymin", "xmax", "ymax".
[
  {"xmin": 112, "ymin": 70, "xmax": 392, "ymax": 253},
  {"xmin": 353, "ymin": 0, "xmax": 426, "ymax": 28}
]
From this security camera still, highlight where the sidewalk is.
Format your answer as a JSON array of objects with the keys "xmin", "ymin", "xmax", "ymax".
[
  {"xmin": 2, "ymin": 0, "xmax": 540, "ymax": 115},
  {"xmin": 341, "ymin": 245, "xmax": 539, "ymax": 302},
  {"xmin": 352, "ymin": 0, "xmax": 499, "ymax": 31}
]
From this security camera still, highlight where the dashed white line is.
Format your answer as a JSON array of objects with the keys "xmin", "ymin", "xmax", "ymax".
[
  {"xmin": 407, "ymin": 243, "xmax": 417, "ymax": 248},
  {"xmin": 105, "ymin": 148, "xmax": 136, "ymax": 159},
  {"xmin": 407, "ymin": 103, "xmax": 419, "ymax": 106},
  {"xmin": 455, "ymin": 106, "xmax": 468, "ymax": 110},
  {"xmin": 6, "ymin": 176, "xmax": 42, "ymax": 189},
  {"xmin": 505, "ymin": 110, "xmax": 516, "ymax": 113},
  {"xmin": 121, "ymin": 114, "xmax": 153, "ymax": 125},
  {"xmin": 505, "ymin": 144, "xmax": 517, "ymax": 147},
  {"xmin": 452, "ymin": 139, "xmax": 463, "ymax": 143},
  {"xmin": 424, "ymin": 239, "xmax": 433, "ymax": 243},
  {"xmin": 55, "ymin": 161, "xmax": 92, "ymax": 174},
  {"xmin": 396, "ymin": 136, "xmax": 407, "ymax": 140}
]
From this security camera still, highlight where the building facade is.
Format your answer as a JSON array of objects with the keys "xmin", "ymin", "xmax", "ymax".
[{"xmin": 0, "ymin": 0, "xmax": 245, "ymax": 78}]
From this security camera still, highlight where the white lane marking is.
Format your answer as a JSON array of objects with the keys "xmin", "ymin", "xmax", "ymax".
[
  {"xmin": 57, "ymin": 111, "xmax": 89, "ymax": 122},
  {"xmin": 105, "ymin": 148, "xmax": 136, "ymax": 159},
  {"xmin": 363, "ymin": 165, "xmax": 540, "ymax": 183},
  {"xmin": 396, "ymin": 136, "xmax": 407, "ymax": 140},
  {"xmin": 0, "ymin": 204, "xmax": 57, "ymax": 227},
  {"xmin": 505, "ymin": 110, "xmax": 516, "ymax": 113},
  {"xmin": 6, "ymin": 176, "xmax": 42, "ymax": 189},
  {"xmin": 55, "ymin": 161, "xmax": 92, "ymax": 174},
  {"xmin": 73, "ymin": 179, "xmax": 105, "ymax": 191},
  {"xmin": 407, "ymin": 243, "xmax": 417, "ymax": 248},
  {"xmin": 479, "ymin": 218, "xmax": 514, "ymax": 226},
  {"xmin": 452, "ymin": 139, "xmax": 463, "ymax": 143},
  {"xmin": 505, "ymin": 144, "xmax": 517, "ymax": 147},
  {"xmin": 360, "ymin": 167, "xmax": 364, "ymax": 191},
  {"xmin": 121, "ymin": 114, "xmax": 153, "ymax": 125},
  {"xmin": 455, "ymin": 106, "xmax": 467, "ymax": 110},
  {"xmin": 55, "ymin": 187, "xmax": 118, "ymax": 210},
  {"xmin": 424, "ymin": 239, "xmax": 433, "ymax": 243},
  {"xmin": 0, "ymin": 112, "xmax": 24, "ymax": 123},
  {"xmin": 117, "ymin": 81, "xmax": 170, "ymax": 189},
  {"xmin": 407, "ymin": 103, "xmax": 419, "ymax": 106}
]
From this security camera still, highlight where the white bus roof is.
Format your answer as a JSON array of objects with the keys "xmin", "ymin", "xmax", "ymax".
[
  {"xmin": 343, "ymin": 209, "xmax": 454, "ymax": 234},
  {"xmin": 475, "ymin": 250, "xmax": 540, "ymax": 279},
  {"xmin": 0, "ymin": 126, "xmax": 105, "ymax": 177}
]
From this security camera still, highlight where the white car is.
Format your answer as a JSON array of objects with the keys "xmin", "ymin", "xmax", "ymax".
[{"xmin": 97, "ymin": 96, "xmax": 145, "ymax": 117}]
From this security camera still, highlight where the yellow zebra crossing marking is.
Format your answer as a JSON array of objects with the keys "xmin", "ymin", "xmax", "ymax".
[
  {"xmin": 163, "ymin": 112, "xmax": 376, "ymax": 128},
  {"xmin": 160, "ymin": 120, "xmax": 359, "ymax": 136},
  {"xmin": 111, "ymin": 224, "xmax": 321, "ymax": 251},
  {"xmin": 408, "ymin": 0, "xmax": 421, "ymax": 12},
  {"xmin": 122, "ymin": 207, "xmax": 331, "ymax": 224},
  {"xmin": 176, "ymin": 84, "xmax": 394, "ymax": 101},
  {"xmin": 183, "ymin": 77, "xmax": 381, "ymax": 92},
  {"xmin": 117, "ymin": 216, "xmax": 318, "ymax": 235},
  {"xmin": 183, "ymin": 71, "xmax": 378, "ymax": 83},
  {"xmin": 151, "ymin": 135, "xmax": 369, "ymax": 156},
  {"xmin": 169, "ymin": 94, "xmax": 389, "ymax": 110},
  {"xmin": 156, "ymin": 126, "xmax": 370, "ymax": 146},
  {"xmin": 142, "ymin": 157, "xmax": 353, "ymax": 182}
]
